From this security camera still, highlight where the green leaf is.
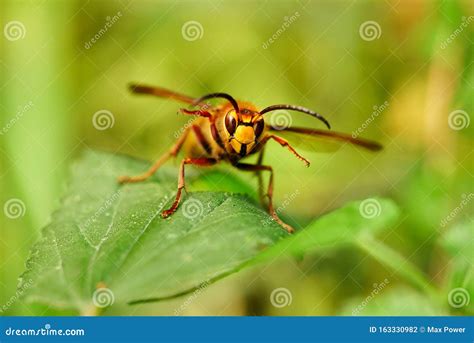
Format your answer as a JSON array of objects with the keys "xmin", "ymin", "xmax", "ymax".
[
  {"xmin": 18, "ymin": 150, "xmax": 287, "ymax": 313},
  {"xmin": 18, "ymin": 150, "xmax": 402, "ymax": 313},
  {"xmin": 190, "ymin": 169, "xmax": 257, "ymax": 198},
  {"xmin": 257, "ymin": 198, "xmax": 400, "ymax": 260}
]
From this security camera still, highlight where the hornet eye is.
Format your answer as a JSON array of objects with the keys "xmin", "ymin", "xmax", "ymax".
[
  {"xmin": 225, "ymin": 111, "xmax": 237, "ymax": 135},
  {"xmin": 254, "ymin": 120, "xmax": 264, "ymax": 137}
]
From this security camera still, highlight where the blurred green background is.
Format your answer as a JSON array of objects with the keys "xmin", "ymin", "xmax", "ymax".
[{"xmin": 1, "ymin": 0, "xmax": 472, "ymax": 316}]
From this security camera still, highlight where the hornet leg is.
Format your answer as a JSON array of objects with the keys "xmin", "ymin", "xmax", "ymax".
[
  {"xmin": 162, "ymin": 157, "xmax": 217, "ymax": 218},
  {"xmin": 234, "ymin": 162, "xmax": 295, "ymax": 234}
]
